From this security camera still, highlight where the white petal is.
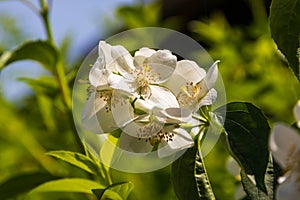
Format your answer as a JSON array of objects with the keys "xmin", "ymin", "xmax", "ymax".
[
  {"xmin": 269, "ymin": 123, "xmax": 300, "ymax": 168},
  {"xmin": 96, "ymin": 107, "xmax": 119, "ymax": 133},
  {"xmin": 145, "ymin": 50, "xmax": 177, "ymax": 83},
  {"xmin": 168, "ymin": 128, "xmax": 194, "ymax": 150},
  {"xmin": 157, "ymin": 141, "xmax": 174, "ymax": 158},
  {"xmin": 122, "ymin": 117, "xmax": 163, "ymax": 138},
  {"xmin": 98, "ymin": 41, "xmax": 112, "ymax": 57},
  {"xmin": 155, "ymin": 107, "xmax": 192, "ymax": 123},
  {"xmin": 82, "ymin": 93, "xmax": 105, "ymax": 134},
  {"xmin": 276, "ymin": 175, "xmax": 300, "ymax": 200},
  {"xmin": 162, "ymin": 60, "xmax": 206, "ymax": 96},
  {"xmin": 158, "ymin": 128, "xmax": 194, "ymax": 158},
  {"xmin": 177, "ymin": 88, "xmax": 216, "ymax": 113},
  {"xmin": 111, "ymin": 45, "xmax": 135, "ymax": 78},
  {"xmin": 119, "ymin": 132, "xmax": 153, "ymax": 154},
  {"xmin": 82, "ymin": 92, "xmax": 117, "ymax": 134},
  {"xmin": 147, "ymin": 85, "xmax": 179, "ymax": 108},
  {"xmin": 133, "ymin": 47, "xmax": 156, "ymax": 67},
  {"xmin": 135, "ymin": 47, "xmax": 156, "ymax": 57},
  {"xmin": 82, "ymin": 92, "xmax": 104, "ymax": 121},
  {"xmin": 199, "ymin": 88, "xmax": 218, "ymax": 107},
  {"xmin": 110, "ymin": 91, "xmax": 158, "ymax": 138},
  {"xmin": 98, "ymin": 41, "xmax": 111, "ymax": 63},
  {"xmin": 194, "ymin": 63, "xmax": 218, "ymax": 108},
  {"xmin": 203, "ymin": 60, "xmax": 219, "ymax": 90},
  {"xmin": 175, "ymin": 60, "xmax": 206, "ymax": 83},
  {"xmin": 111, "ymin": 90, "xmax": 134, "ymax": 128},
  {"xmin": 293, "ymin": 100, "xmax": 300, "ymax": 128},
  {"xmin": 162, "ymin": 73, "xmax": 187, "ymax": 96},
  {"xmin": 89, "ymin": 66, "xmax": 110, "ymax": 87},
  {"xmin": 107, "ymin": 73, "xmax": 135, "ymax": 94},
  {"xmin": 98, "ymin": 41, "xmax": 120, "ymax": 73},
  {"xmin": 134, "ymin": 99, "xmax": 155, "ymax": 114},
  {"xmin": 98, "ymin": 41, "xmax": 109, "ymax": 54},
  {"xmin": 165, "ymin": 107, "xmax": 192, "ymax": 122},
  {"xmin": 92, "ymin": 55, "xmax": 105, "ymax": 71}
]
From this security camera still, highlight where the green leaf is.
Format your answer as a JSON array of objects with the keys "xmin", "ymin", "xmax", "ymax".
[
  {"xmin": 19, "ymin": 76, "xmax": 59, "ymax": 94},
  {"xmin": 28, "ymin": 178, "xmax": 104, "ymax": 195},
  {"xmin": 270, "ymin": 0, "xmax": 300, "ymax": 80},
  {"xmin": 18, "ymin": 76, "xmax": 59, "ymax": 131},
  {"xmin": 171, "ymin": 136, "xmax": 216, "ymax": 200},
  {"xmin": 46, "ymin": 151, "xmax": 99, "ymax": 176},
  {"xmin": 0, "ymin": 40, "xmax": 58, "ymax": 72},
  {"xmin": 92, "ymin": 182, "xmax": 134, "ymax": 200},
  {"xmin": 241, "ymin": 155, "xmax": 281, "ymax": 199},
  {"xmin": 0, "ymin": 171, "xmax": 59, "ymax": 200},
  {"xmin": 36, "ymin": 94, "xmax": 56, "ymax": 132},
  {"xmin": 216, "ymin": 102, "xmax": 270, "ymax": 192}
]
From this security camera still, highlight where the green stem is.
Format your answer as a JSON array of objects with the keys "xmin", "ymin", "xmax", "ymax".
[
  {"xmin": 38, "ymin": 0, "xmax": 84, "ymax": 154},
  {"xmin": 180, "ymin": 123, "xmax": 203, "ymax": 129},
  {"xmin": 38, "ymin": 0, "xmax": 71, "ymax": 109},
  {"xmin": 39, "ymin": 0, "xmax": 54, "ymax": 44},
  {"xmin": 192, "ymin": 114, "xmax": 208, "ymax": 124},
  {"xmin": 196, "ymin": 135, "xmax": 216, "ymax": 199},
  {"xmin": 56, "ymin": 60, "xmax": 72, "ymax": 109}
]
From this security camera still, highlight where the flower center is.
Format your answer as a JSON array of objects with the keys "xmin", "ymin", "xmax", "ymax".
[
  {"xmin": 137, "ymin": 122, "xmax": 162, "ymax": 139},
  {"xmin": 285, "ymin": 143, "xmax": 300, "ymax": 190},
  {"xmin": 177, "ymin": 81, "xmax": 203, "ymax": 107},
  {"xmin": 138, "ymin": 124, "xmax": 179, "ymax": 146},
  {"xmin": 96, "ymin": 90, "xmax": 112, "ymax": 112},
  {"xmin": 130, "ymin": 64, "xmax": 160, "ymax": 88}
]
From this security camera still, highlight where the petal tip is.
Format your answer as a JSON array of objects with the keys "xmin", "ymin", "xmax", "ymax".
[
  {"xmin": 293, "ymin": 100, "xmax": 300, "ymax": 126},
  {"xmin": 204, "ymin": 61, "xmax": 219, "ymax": 89}
]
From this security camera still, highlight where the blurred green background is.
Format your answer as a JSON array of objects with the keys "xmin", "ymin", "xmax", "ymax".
[{"xmin": 0, "ymin": 0, "xmax": 299, "ymax": 199}]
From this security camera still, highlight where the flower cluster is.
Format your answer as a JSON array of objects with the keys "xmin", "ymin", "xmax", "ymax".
[
  {"xmin": 269, "ymin": 100, "xmax": 300, "ymax": 199},
  {"xmin": 81, "ymin": 41, "xmax": 219, "ymax": 157}
]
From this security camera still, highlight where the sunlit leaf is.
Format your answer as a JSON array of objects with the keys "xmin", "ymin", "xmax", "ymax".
[
  {"xmin": 0, "ymin": 40, "xmax": 58, "ymax": 72},
  {"xmin": 92, "ymin": 182, "xmax": 134, "ymax": 200},
  {"xmin": 116, "ymin": 2, "xmax": 161, "ymax": 28},
  {"xmin": 171, "ymin": 136, "xmax": 215, "ymax": 200},
  {"xmin": 99, "ymin": 133, "xmax": 120, "ymax": 170},
  {"xmin": 28, "ymin": 178, "xmax": 104, "ymax": 195},
  {"xmin": 270, "ymin": 0, "xmax": 300, "ymax": 80},
  {"xmin": 46, "ymin": 151, "xmax": 99, "ymax": 176},
  {"xmin": 0, "ymin": 171, "xmax": 59, "ymax": 200},
  {"xmin": 216, "ymin": 102, "xmax": 270, "ymax": 192}
]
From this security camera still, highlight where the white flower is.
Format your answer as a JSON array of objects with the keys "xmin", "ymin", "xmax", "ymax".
[
  {"xmin": 81, "ymin": 41, "xmax": 219, "ymax": 158},
  {"xmin": 110, "ymin": 47, "xmax": 177, "ymax": 98},
  {"xmin": 81, "ymin": 41, "xmax": 130, "ymax": 134},
  {"xmin": 163, "ymin": 60, "xmax": 219, "ymax": 112},
  {"xmin": 115, "ymin": 89, "xmax": 194, "ymax": 157},
  {"xmin": 269, "ymin": 100, "xmax": 300, "ymax": 200}
]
